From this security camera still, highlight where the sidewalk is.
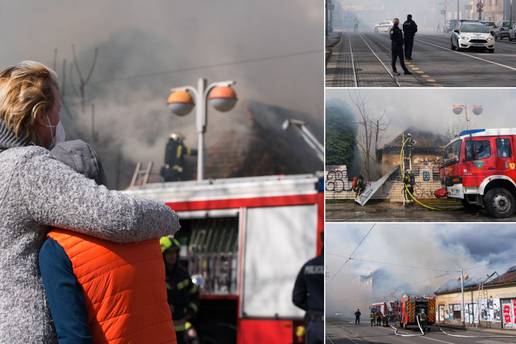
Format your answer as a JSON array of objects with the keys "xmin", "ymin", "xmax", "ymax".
[
  {"xmin": 439, "ymin": 324, "xmax": 516, "ymax": 337},
  {"xmin": 325, "ymin": 32, "xmax": 341, "ymax": 63}
]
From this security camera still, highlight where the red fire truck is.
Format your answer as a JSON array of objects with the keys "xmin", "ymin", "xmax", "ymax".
[
  {"xmin": 124, "ymin": 174, "xmax": 324, "ymax": 344},
  {"xmin": 440, "ymin": 128, "xmax": 516, "ymax": 218},
  {"xmin": 370, "ymin": 301, "xmax": 401, "ymax": 324},
  {"xmin": 400, "ymin": 295, "xmax": 436, "ymax": 330}
]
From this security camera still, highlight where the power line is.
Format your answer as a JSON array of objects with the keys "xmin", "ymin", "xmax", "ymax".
[
  {"xmin": 329, "ymin": 224, "xmax": 376, "ymax": 281},
  {"xmin": 89, "ymin": 48, "xmax": 321, "ymax": 85}
]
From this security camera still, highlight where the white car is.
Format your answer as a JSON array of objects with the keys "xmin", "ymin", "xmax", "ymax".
[
  {"xmin": 374, "ymin": 21, "xmax": 393, "ymax": 33},
  {"xmin": 450, "ymin": 22, "xmax": 495, "ymax": 53}
]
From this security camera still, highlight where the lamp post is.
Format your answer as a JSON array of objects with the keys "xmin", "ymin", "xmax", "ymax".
[
  {"xmin": 167, "ymin": 78, "xmax": 237, "ymax": 181},
  {"xmin": 452, "ymin": 104, "xmax": 483, "ymax": 130}
]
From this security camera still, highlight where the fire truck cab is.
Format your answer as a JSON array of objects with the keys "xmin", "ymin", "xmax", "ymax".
[
  {"xmin": 441, "ymin": 128, "xmax": 516, "ymax": 218},
  {"xmin": 124, "ymin": 174, "xmax": 324, "ymax": 344},
  {"xmin": 400, "ymin": 295, "xmax": 436, "ymax": 330}
]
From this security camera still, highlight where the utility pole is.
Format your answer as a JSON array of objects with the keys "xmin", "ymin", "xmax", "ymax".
[
  {"xmin": 457, "ymin": 0, "xmax": 460, "ymax": 20},
  {"xmin": 460, "ymin": 268, "xmax": 465, "ymax": 326}
]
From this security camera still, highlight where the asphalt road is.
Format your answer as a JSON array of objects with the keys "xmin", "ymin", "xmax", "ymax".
[
  {"xmin": 325, "ymin": 200, "xmax": 516, "ymax": 222},
  {"xmin": 327, "ymin": 320, "xmax": 516, "ymax": 344},
  {"xmin": 326, "ymin": 31, "xmax": 516, "ymax": 87}
]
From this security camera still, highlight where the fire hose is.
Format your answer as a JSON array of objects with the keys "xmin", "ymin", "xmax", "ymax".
[
  {"xmin": 399, "ymin": 137, "xmax": 456, "ymax": 212},
  {"xmin": 390, "ymin": 314, "xmax": 425, "ymax": 337},
  {"xmin": 439, "ymin": 327, "xmax": 516, "ymax": 339}
]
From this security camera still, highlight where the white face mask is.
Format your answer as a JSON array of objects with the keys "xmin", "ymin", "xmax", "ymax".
[{"xmin": 45, "ymin": 117, "xmax": 66, "ymax": 149}]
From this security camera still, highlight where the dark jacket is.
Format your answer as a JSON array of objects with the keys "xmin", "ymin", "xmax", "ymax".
[
  {"xmin": 292, "ymin": 255, "xmax": 324, "ymax": 314},
  {"xmin": 390, "ymin": 25, "xmax": 404, "ymax": 48},
  {"xmin": 166, "ymin": 263, "xmax": 200, "ymax": 328},
  {"xmin": 403, "ymin": 19, "xmax": 418, "ymax": 37}
]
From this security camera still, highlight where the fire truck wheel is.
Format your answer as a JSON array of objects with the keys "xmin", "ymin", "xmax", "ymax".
[{"xmin": 484, "ymin": 188, "xmax": 515, "ymax": 218}]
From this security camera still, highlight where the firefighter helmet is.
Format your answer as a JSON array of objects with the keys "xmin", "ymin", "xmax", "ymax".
[{"xmin": 160, "ymin": 235, "xmax": 181, "ymax": 253}]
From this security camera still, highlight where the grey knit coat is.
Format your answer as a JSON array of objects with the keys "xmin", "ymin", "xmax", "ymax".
[{"xmin": 0, "ymin": 120, "xmax": 180, "ymax": 343}]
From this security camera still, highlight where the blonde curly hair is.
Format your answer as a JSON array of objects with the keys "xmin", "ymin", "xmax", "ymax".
[{"xmin": 0, "ymin": 61, "xmax": 59, "ymax": 141}]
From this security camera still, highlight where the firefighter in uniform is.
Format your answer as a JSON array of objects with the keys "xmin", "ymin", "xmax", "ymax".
[
  {"xmin": 370, "ymin": 311, "xmax": 375, "ymax": 326},
  {"xmin": 292, "ymin": 246, "xmax": 324, "ymax": 344},
  {"xmin": 160, "ymin": 133, "xmax": 193, "ymax": 182},
  {"xmin": 403, "ymin": 171, "xmax": 415, "ymax": 206},
  {"xmin": 354, "ymin": 309, "xmax": 361, "ymax": 325},
  {"xmin": 418, "ymin": 309, "xmax": 427, "ymax": 332},
  {"xmin": 402, "ymin": 14, "xmax": 418, "ymax": 60},
  {"xmin": 161, "ymin": 236, "xmax": 200, "ymax": 344},
  {"xmin": 390, "ymin": 18, "xmax": 412, "ymax": 76}
]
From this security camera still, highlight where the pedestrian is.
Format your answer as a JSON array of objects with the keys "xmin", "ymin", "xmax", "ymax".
[
  {"xmin": 390, "ymin": 18, "xmax": 412, "ymax": 76},
  {"xmin": 403, "ymin": 14, "xmax": 418, "ymax": 60},
  {"xmin": 39, "ymin": 140, "xmax": 179, "ymax": 343},
  {"xmin": 376, "ymin": 312, "xmax": 382, "ymax": 326},
  {"xmin": 292, "ymin": 235, "xmax": 324, "ymax": 344},
  {"xmin": 354, "ymin": 308, "xmax": 362, "ymax": 325},
  {"xmin": 370, "ymin": 311, "xmax": 375, "ymax": 326},
  {"xmin": 0, "ymin": 61, "xmax": 180, "ymax": 343},
  {"xmin": 162, "ymin": 236, "xmax": 201, "ymax": 344}
]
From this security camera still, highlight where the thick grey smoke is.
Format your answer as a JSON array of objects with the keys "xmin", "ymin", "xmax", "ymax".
[
  {"xmin": 327, "ymin": 88, "xmax": 516, "ymax": 148},
  {"xmin": 326, "ymin": 223, "xmax": 516, "ymax": 319},
  {"xmin": 334, "ymin": 0, "xmax": 451, "ymax": 32},
  {"xmin": 0, "ymin": 1, "xmax": 323, "ymax": 187}
]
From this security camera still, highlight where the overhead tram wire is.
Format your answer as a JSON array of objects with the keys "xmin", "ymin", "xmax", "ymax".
[
  {"xmin": 328, "ymin": 224, "xmax": 376, "ymax": 281},
  {"xmin": 89, "ymin": 48, "xmax": 321, "ymax": 85}
]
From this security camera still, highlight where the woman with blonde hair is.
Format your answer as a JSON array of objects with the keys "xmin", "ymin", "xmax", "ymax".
[{"xmin": 0, "ymin": 61, "xmax": 180, "ymax": 343}]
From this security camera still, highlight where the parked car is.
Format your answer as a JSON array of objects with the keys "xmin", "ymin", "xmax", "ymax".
[
  {"xmin": 494, "ymin": 21, "xmax": 512, "ymax": 40},
  {"xmin": 374, "ymin": 20, "xmax": 393, "ymax": 33},
  {"xmin": 508, "ymin": 24, "xmax": 516, "ymax": 41},
  {"xmin": 450, "ymin": 22, "xmax": 495, "ymax": 53},
  {"xmin": 480, "ymin": 21, "xmax": 497, "ymax": 35}
]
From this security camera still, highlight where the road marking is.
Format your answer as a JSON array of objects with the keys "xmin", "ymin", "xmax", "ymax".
[
  {"xmin": 427, "ymin": 79, "xmax": 437, "ymax": 82},
  {"xmin": 422, "ymin": 74, "xmax": 430, "ymax": 78},
  {"xmin": 420, "ymin": 336, "xmax": 456, "ymax": 344},
  {"xmin": 416, "ymin": 70, "xmax": 425, "ymax": 74},
  {"xmin": 418, "ymin": 38, "xmax": 516, "ymax": 72}
]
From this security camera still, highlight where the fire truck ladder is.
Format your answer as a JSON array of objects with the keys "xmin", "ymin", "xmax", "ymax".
[{"xmin": 130, "ymin": 162, "xmax": 153, "ymax": 188}]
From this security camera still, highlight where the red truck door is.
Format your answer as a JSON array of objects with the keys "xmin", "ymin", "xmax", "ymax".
[
  {"xmin": 462, "ymin": 137, "xmax": 497, "ymax": 184},
  {"xmin": 494, "ymin": 136, "xmax": 516, "ymax": 179}
]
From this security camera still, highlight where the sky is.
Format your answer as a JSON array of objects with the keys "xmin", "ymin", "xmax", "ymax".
[
  {"xmin": 0, "ymin": 1, "xmax": 323, "ymax": 186},
  {"xmin": 326, "ymin": 223, "xmax": 516, "ymax": 318},
  {"xmin": 326, "ymin": 88, "xmax": 516, "ymax": 147}
]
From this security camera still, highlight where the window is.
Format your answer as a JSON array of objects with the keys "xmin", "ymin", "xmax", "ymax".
[
  {"xmin": 496, "ymin": 138, "xmax": 512, "ymax": 158},
  {"xmin": 465, "ymin": 140, "xmax": 491, "ymax": 161},
  {"xmin": 444, "ymin": 140, "xmax": 461, "ymax": 165}
]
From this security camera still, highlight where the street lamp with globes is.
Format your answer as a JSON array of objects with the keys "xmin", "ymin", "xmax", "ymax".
[
  {"xmin": 452, "ymin": 104, "xmax": 483, "ymax": 130},
  {"xmin": 167, "ymin": 78, "xmax": 237, "ymax": 181}
]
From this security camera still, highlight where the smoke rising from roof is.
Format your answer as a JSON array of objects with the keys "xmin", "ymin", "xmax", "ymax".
[{"xmin": 1, "ymin": 1, "xmax": 323, "ymax": 188}]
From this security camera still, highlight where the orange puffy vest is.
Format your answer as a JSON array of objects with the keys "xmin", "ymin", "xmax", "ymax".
[{"xmin": 47, "ymin": 229, "xmax": 176, "ymax": 344}]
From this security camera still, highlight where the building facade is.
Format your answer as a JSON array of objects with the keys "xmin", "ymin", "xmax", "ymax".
[{"xmin": 435, "ymin": 267, "xmax": 516, "ymax": 329}]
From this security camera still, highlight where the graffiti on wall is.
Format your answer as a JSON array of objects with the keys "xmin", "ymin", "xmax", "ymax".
[
  {"xmin": 325, "ymin": 165, "xmax": 352, "ymax": 193},
  {"xmin": 480, "ymin": 298, "xmax": 501, "ymax": 322}
]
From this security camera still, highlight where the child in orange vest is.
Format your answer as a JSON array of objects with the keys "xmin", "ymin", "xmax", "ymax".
[{"xmin": 39, "ymin": 140, "xmax": 178, "ymax": 344}]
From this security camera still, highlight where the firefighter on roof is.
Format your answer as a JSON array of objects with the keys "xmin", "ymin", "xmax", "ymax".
[
  {"xmin": 161, "ymin": 133, "xmax": 195, "ymax": 182},
  {"xmin": 161, "ymin": 236, "xmax": 200, "ymax": 344}
]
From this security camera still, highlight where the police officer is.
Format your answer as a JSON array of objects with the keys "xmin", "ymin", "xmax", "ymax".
[
  {"xmin": 403, "ymin": 14, "xmax": 418, "ymax": 60},
  {"xmin": 161, "ymin": 236, "xmax": 200, "ymax": 344},
  {"xmin": 390, "ymin": 18, "xmax": 412, "ymax": 76},
  {"xmin": 161, "ymin": 133, "xmax": 192, "ymax": 182},
  {"xmin": 292, "ymin": 244, "xmax": 323, "ymax": 344}
]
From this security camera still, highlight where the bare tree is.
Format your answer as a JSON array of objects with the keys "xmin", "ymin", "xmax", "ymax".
[
  {"xmin": 349, "ymin": 92, "xmax": 389, "ymax": 180},
  {"xmin": 71, "ymin": 44, "xmax": 98, "ymax": 112}
]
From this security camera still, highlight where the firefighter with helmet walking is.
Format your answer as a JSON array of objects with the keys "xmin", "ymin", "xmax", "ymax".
[
  {"xmin": 292, "ymin": 234, "xmax": 324, "ymax": 344},
  {"xmin": 390, "ymin": 18, "xmax": 412, "ymax": 76},
  {"xmin": 161, "ymin": 236, "xmax": 200, "ymax": 344}
]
